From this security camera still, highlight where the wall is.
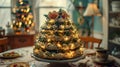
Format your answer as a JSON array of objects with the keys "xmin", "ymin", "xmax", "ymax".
[
  {"xmin": 102, "ymin": 0, "xmax": 108, "ymax": 49},
  {"xmin": 72, "ymin": 0, "xmax": 103, "ymax": 34},
  {"xmin": 72, "ymin": 0, "xmax": 106, "ymax": 48}
]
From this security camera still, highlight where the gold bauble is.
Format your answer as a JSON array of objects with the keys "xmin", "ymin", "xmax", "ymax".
[
  {"xmin": 65, "ymin": 51, "xmax": 75, "ymax": 58},
  {"xmin": 60, "ymin": 25, "xmax": 65, "ymax": 29},
  {"xmin": 49, "ymin": 19, "xmax": 55, "ymax": 24},
  {"xmin": 70, "ymin": 43, "xmax": 75, "ymax": 49},
  {"xmin": 57, "ymin": 42, "xmax": 62, "ymax": 48},
  {"xmin": 64, "ymin": 36, "xmax": 69, "ymax": 41},
  {"xmin": 34, "ymin": 49, "xmax": 39, "ymax": 54}
]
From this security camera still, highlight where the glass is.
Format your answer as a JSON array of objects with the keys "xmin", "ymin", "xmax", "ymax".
[{"xmin": 111, "ymin": 47, "xmax": 120, "ymax": 57}]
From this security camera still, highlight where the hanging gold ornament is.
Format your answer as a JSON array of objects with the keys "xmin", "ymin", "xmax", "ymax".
[{"xmin": 77, "ymin": 16, "xmax": 84, "ymax": 25}]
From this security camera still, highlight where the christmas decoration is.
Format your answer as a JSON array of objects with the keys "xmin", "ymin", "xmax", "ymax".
[
  {"xmin": 33, "ymin": 9, "xmax": 84, "ymax": 60},
  {"xmin": 12, "ymin": 0, "xmax": 34, "ymax": 34}
]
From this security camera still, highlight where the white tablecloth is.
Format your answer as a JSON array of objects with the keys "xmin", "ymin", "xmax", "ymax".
[
  {"xmin": 0, "ymin": 46, "xmax": 48, "ymax": 67},
  {"xmin": 0, "ymin": 47, "xmax": 120, "ymax": 67}
]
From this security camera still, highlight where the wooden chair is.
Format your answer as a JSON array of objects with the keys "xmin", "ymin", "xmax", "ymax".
[
  {"xmin": 80, "ymin": 36, "xmax": 102, "ymax": 49},
  {"xmin": 0, "ymin": 37, "xmax": 8, "ymax": 52},
  {"xmin": 0, "ymin": 29, "xmax": 8, "ymax": 52}
]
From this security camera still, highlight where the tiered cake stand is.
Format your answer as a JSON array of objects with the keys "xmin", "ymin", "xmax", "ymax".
[{"xmin": 31, "ymin": 53, "xmax": 84, "ymax": 67}]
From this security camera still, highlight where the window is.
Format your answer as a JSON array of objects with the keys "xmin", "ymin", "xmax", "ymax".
[
  {"xmin": 35, "ymin": 0, "xmax": 68, "ymax": 31},
  {"xmin": 0, "ymin": 0, "xmax": 11, "ymax": 31},
  {"xmin": 0, "ymin": 9, "xmax": 11, "ymax": 29},
  {"xmin": 0, "ymin": 0, "xmax": 11, "ymax": 6}
]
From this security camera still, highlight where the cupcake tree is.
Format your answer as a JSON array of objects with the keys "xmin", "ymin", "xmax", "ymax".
[{"xmin": 33, "ymin": 9, "xmax": 84, "ymax": 60}]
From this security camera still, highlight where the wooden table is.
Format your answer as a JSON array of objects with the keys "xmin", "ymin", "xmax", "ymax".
[{"xmin": 0, "ymin": 47, "xmax": 120, "ymax": 67}]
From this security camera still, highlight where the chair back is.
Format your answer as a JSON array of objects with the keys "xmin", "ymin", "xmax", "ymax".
[{"xmin": 80, "ymin": 36, "xmax": 102, "ymax": 49}]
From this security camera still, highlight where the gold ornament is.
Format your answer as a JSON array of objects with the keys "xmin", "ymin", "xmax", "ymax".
[
  {"xmin": 60, "ymin": 25, "xmax": 65, "ymax": 29},
  {"xmin": 65, "ymin": 51, "xmax": 75, "ymax": 58},
  {"xmin": 49, "ymin": 19, "xmax": 55, "ymax": 24},
  {"xmin": 70, "ymin": 43, "xmax": 75, "ymax": 49},
  {"xmin": 34, "ymin": 49, "xmax": 39, "ymax": 54},
  {"xmin": 64, "ymin": 36, "xmax": 69, "ymax": 41},
  {"xmin": 57, "ymin": 42, "xmax": 62, "ymax": 48}
]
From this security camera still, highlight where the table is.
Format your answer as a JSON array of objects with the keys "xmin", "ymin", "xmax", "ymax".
[
  {"xmin": 0, "ymin": 46, "xmax": 48, "ymax": 67},
  {"xmin": 0, "ymin": 46, "xmax": 120, "ymax": 67}
]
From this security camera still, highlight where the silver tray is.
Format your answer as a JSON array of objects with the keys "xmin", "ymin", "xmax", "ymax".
[{"xmin": 31, "ymin": 53, "xmax": 85, "ymax": 63}]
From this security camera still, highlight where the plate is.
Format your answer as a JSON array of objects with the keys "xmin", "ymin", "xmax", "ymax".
[
  {"xmin": 7, "ymin": 62, "xmax": 30, "ymax": 67},
  {"xmin": 83, "ymin": 49, "xmax": 96, "ymax": 55},
  {"xmin": 92, "ymin": 58, "xmax": 115, "ymax": 65},
  {"xmin": 0, "ymin": 51, "xmax": 22, "ymax": 59}
]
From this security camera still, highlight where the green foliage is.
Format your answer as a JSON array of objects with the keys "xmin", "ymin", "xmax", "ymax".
[{"xmin": 44, "ymin": 15, "xmax": 49, "ymax": 19}]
